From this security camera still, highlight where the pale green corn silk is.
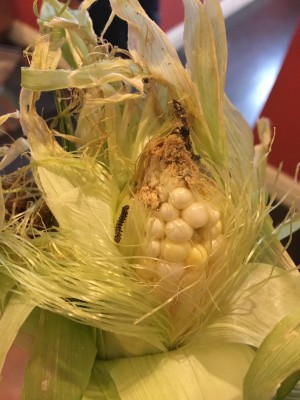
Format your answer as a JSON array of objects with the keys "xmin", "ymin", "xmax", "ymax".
[{"xmin": 0, "ymin": 0, "xmax": 300, "ymax": 399}]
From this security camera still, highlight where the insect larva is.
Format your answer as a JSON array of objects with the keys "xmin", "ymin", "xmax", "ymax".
[
  {"xmin": 114, "ymin": 205, "xmax": 129, "ymax": 243},
  {"xmin": 172, "ymin": 100, "xmax": 193, "ymax": 153}
]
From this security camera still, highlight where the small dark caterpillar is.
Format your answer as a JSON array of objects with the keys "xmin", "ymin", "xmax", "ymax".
[
  {"xmin": 172, "ymin": 100, "xmax": 193, "ymax": 153},
  {"xmin": 172, "ymin": 99, "xmax": 186, "ymax": 121},
  {"xmin": 114, "ymin": 205, "xmax": 129, "ymax": 243}
]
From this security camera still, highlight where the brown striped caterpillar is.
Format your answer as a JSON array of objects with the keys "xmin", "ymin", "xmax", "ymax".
[{"xmin": 114, "ymin": 205, "xmax": 129, "ymax": 243}]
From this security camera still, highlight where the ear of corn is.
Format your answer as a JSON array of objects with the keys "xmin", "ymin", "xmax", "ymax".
[{"xmin": 0, "ymin": 0, "xmax": 300, "ymax": 399}]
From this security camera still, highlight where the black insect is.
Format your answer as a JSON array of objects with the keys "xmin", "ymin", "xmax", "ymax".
[
  {"xmin": 172, "ymin": 100, "xmax": 192, "ymax": 151},
  {"xmin": 172, "ymin": 99, "xmax": 186, "ymax": 121},
  {"xmin": 172, "ymin": 99, "xmax": 201, "ymax": 163},
  {"xmin": 114, "ymin": 205, "xmax": 129, "ymax": 243}
]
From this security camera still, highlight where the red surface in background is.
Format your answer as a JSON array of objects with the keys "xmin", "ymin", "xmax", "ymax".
[
  {"xmin": 0, "ymin": 345, "xmax": 29, "ymax": 400},
  {"xmin": 258, "ymin": 23, "xmax": 300, "ymax": 178},
  {"xmin": 11, "ymin": 0, "xmax": 185, "ymax": 32},
  {"xmin": 160, "ymin": 0, "xmax": 184, "ymax": 31},
  {"xmin": 11, "ymin": 0, "xmax": 39, "ymax": 28}
]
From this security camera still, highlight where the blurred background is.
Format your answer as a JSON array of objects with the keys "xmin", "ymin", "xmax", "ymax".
[{"xmin": 0, "ymin": 0, "xmax": 299, "ymax": 263}]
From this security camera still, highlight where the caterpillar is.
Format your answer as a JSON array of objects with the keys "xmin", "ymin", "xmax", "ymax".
[
  {"xmin": 114, "ymin": 205, "xmax": 129, "ymax": 243},
  {"xmin": 172, "ymin": 100, "xmax": 193, "ymax": 154}
]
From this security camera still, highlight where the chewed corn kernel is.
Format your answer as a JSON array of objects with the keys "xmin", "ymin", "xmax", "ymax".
[
  {"xmin": 165, "ymin": 218, "xmax": 193, "ymax": 242},
  {"xmin": 169, "ymin": 187, "xmax": 193, "ymax": 209},
  {"xmin": 181, "ymin": 201, "xmax": 209, "ymax": 229}
]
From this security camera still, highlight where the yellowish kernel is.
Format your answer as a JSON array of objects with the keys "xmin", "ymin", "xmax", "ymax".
[
  {"xmin": 161, "ymin": 239, "xmax": 191, "ymax": 262},
  {"xmin": 186, "ymin": 244, "xmax": 208, "ymax": 266}
]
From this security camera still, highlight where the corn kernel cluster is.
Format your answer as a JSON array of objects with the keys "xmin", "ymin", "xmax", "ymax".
[{"xmin": 143, "ymin": 184, "xmax": 224, "ymax": 281}]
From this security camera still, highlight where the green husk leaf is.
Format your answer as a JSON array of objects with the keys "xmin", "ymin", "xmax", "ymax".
[
  {"xmin": 192, "ymin": 263, "xmax": 300, "ymax": 349},
  {"xmin": 22, "ymin": 310, "xmax": 97, "ymax": 400},
  {"xmin": 183, "ymin": 0, "xmax": 225, "ymax": 161},
  {"xmin": 19, "ymin": 90, "xmax": 118, "ymax": 248},
  {"xmin": 0, "ymin": 295, "xmax": 34, "ymax": 375},
  {"xmin": 22, "ymin": 59, "xmax": 144, "ymax": 92},
  {"xmin": 244, "ymin": 308, "xmax": 300, "ymax": 400},
  {"xmin": 84, "ymin": 343, "xmax": 255, "ymax": 400},
  {"xmin": 252, "ymin": 213, "xmax": 296, "ymax": 271},
  {"xmin": 82, "ymin": 361, "xmax": 121, "ymax": 400},
  {"xmin": 277, "ymin": 214, "xmax": 300, "ymax": 241},
  {"xmin": 40, "ymin": 0, "xmax": 77, "ymax": 22},
  {"xmin": 109, "ymin": 0, "xmax": 215, "ymax": 161},
  {"xmin": 203, "ymin": 0, "xmax": 227, "ymax": 94},
  {"xmin": 283, "ymin": 381, "xmax": 300, "ymax": 400},
  {"xmin": 40, "ymin": 0, "xmax": 98, "ymax": 67},
  {"xmin": 223, "ymin": 96, "xmax": 254, "ymax": 181},
  {"xmin": 31, "ymin": 34, "xmax": 63, "ymax": 71},
  {"xmin": 0, "ymin": 274, "xmax": 15, "ymax": 315},
  {"xmin": 32, "ymin": 157, "xmax": 118, "ymax": 249}
]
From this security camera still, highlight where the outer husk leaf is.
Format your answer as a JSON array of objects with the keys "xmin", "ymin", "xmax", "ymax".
[
  {"xmin": 109, "ymin": 0, "xmax": 217, "ymax": 162},
  {"xmin": 22, "ymin": 60, "xmax": 144, "ymax": 92},
  {"xmin": 192, "ymin": 263, "xmax": 300, "ymax": 349},
  {"xmin": 22, "ymin": 310, "xmax": 97, "ymax": 400},
  {"xmin": 183, "ymin": 0, "xmax": 225, "ymax": 161},
  {"xmin": 244, "ymin": 308, "xmax": 300, "ymax": 400},
  {"xmin": 84, "ymin": 343, "xmax": 255, "ymax": 400}
]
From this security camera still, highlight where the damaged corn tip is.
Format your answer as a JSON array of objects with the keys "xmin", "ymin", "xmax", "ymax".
[{"xmin": 118, "ymin": 131, "xmax": 226, "ymax": 285}]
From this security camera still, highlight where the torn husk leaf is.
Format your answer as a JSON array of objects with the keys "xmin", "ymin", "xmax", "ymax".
[{"xmin": 0, "ymin": 0, "xmax": 300, "ymax": 399}]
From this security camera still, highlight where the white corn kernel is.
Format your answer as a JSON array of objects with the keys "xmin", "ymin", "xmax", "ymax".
[
  {"xmin": 146, "ymin": 217, "xmax": 164, "ymax": 239},
  {"xmin": 146, "ymin": 240, "xmax": 161, "ymax": 258},
  {"xmin": 181, "ymin": 201, "xmax": 209, "ymax": 228},
  {"xmin": 186, "ymin": 244, "xmax": 208, "ymax": 266},
  {"xmin": 169, "ymin": 187, "xmax": 193, "ymax": 209},
  {"xmin": 165, "ymin": 218, "xmax": 193, "ymax": 242},
  {"xmin": 159, "ymin": 202, "xmax": 180, "ymax": 222},
  {"xmin": 161, "ymin": 239, "xmax": 191, "ymax": 262}
]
